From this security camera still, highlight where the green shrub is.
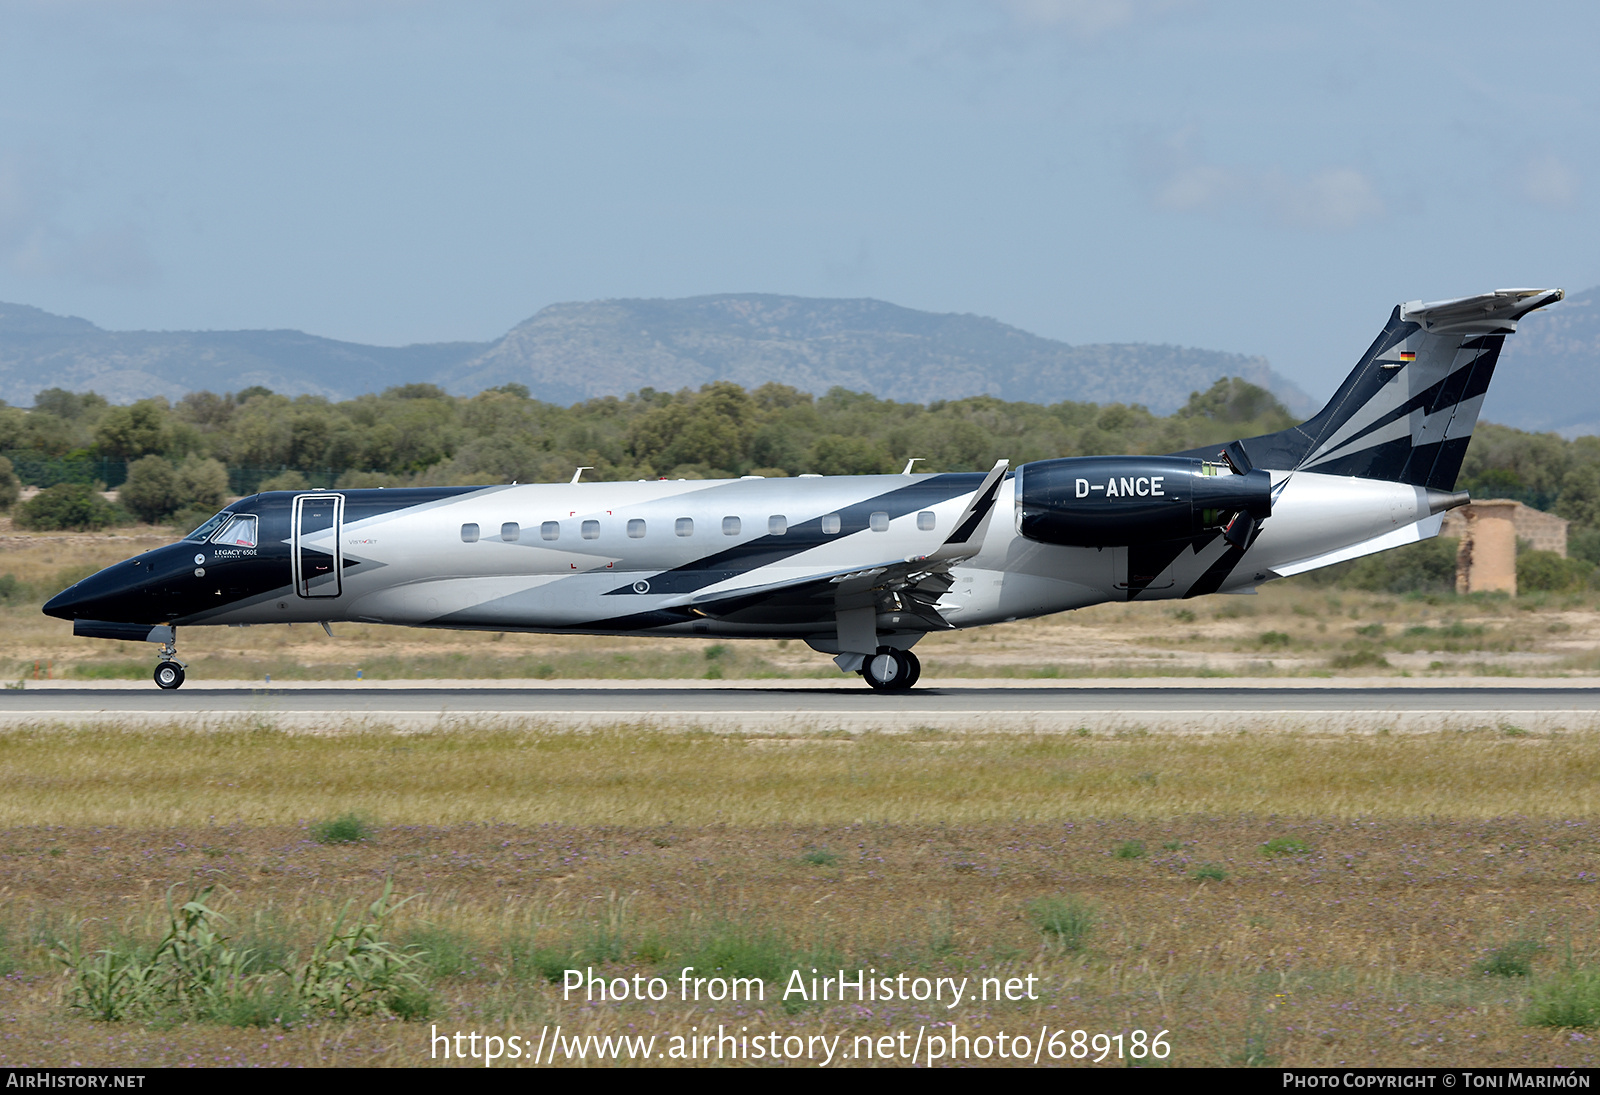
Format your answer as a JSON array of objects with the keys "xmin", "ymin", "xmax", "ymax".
[
  {"xmin": 310, "ymin": 813, "xmax": 372, "ymax": 845},
  {"xmin": 175, "ymin": 454, "xmax": 229, "ymax": 511},
  {"xmin": 1476, "ymin": 939, "xmax": 1541, "ymax": 978},
  {"xmin": 1570, "ymin": 526, "xmax": 1600, "ymax": 567},
  {"xmin": 169, "ymin": 504, "xmax": 223, "ymax": 533},
  {"xmin": 286, "ymin": 881, "xmax": 428, "ymax": 1020},
  {"xmin": 260, "ymin": 470, "xmax": 311, "ymax": 492},
  {"xmin": 1258, "ymin": 631, "xmax": 1291, "ymax": 647},
  {"xmin": 119, "ymin": 455, "xmax": 179, "ymax": 522},
  {"xmin": 1526, "ymin": 969, "xmax": 1600, "ymax": 1028},
  {"xmin": 209, "ymin": 986, "xmax": 306, "ymax": 1028},
  {"xmin": 0, "ymin": 574, "xmax": 27, "ymax": 606},
  {"xmin": 403, "ymin": 927, "xmax": 477, "ymax": 978},
  {"xmin": 14, "ymin": 483, "xmax": 122, "ymax": 531},
  {"xmin": 800, "ymin": 848, "xmax": 839, "ymax": 867},
  {"xmin": 1113, "ymin": 839, "xmax": 1147, "ymax": 860},
  {"xmin": 1329, "ymin": 650, "xmax": 1390, "ymax": 670},
  {"xmin": 53, "ymin": 884, "xmax": 426, "ymax": 1024},
  {"xmin": 1260, "ymin": 837, "xmax": 1313, "ymax": 857},
  {"xmin": 1027, "ymin": 896, "xmax": 1094, "ymax": 953},
  {"xmin": 515, "ymin": 945, "xmax": 573, "ymax": 983},
  {"xmin": 1191, "ymin": 863, "xmax": 1228, "ymax": 881},
  {"xmin": 0, "ymin": 455, "xmax": 19, "ymax": 511},
  {"xmin": 674, "ymin": 926, "xmax": 806, "ymax": 984},
  {"xmin": 1517, "ymin": 550, "xmax": 1594, "ymax": 593},
  {"xmin": 1317, "ymin": 537, "xmax": 1459, "ymax": 594}
]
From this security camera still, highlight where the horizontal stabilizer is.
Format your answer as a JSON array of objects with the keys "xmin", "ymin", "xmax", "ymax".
[{"xmin": 1401, "ymin": 288, "xmax": 1564, "ymax": 334}]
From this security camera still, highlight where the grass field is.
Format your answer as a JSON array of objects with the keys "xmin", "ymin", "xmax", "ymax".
[{"xmin": 1, "ymin": 724, "xmax": 1599, "ymax": 1068}]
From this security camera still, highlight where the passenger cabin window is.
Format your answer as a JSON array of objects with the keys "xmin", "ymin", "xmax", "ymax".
[
  {"xmin": 627, "ymin": 518, "xmax": 646, "ymax": 538},
  {"xmin": 502, "ymin": 522, "xmax": 520, "ymax": 542},
  {"xmin": 541, "ymin": 521, "xmax": 560, "ymax": 541},
  {"xmin": 722, "ymin": 516, "xmax": 740, "ymax": 536},
  {"xmin": 869, "ymin": 511, "xmax": 889, "ymax": 532},
  {"xmin": 821, "ymin": 514, "xmax": 842, "ymax": 535},
  {"xmin": 769, "ymin": 515, "xmax": 787, "ymax": 536},
  {"xmin": 211, "ymin": 514, "xmax": 259, "ymax": 548},
  {"xmin": 461, "ymin": 523, "xmax": 480, "ymax": 543},
  {"xmin": 917, "ymin": 510, "xmax": 936, "ymax": 531},
  {"xmin": 581, "ymin": 520, "xmax": 600, "ymax": 540},
  {"xmin": 676, "ymin": 517, "xmax": 694, "ymax": 537}
]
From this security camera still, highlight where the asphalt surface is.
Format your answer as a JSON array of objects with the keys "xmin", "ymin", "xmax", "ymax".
[
  {"xmin": 3, "ymin": 682, "xmax": 1599, "ymax": 713},
  {"xmin": 5, "ymin": 680, "xmax": 1600, "ymax": 732}
]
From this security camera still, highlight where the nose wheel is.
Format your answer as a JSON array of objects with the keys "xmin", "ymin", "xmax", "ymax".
[
  {"xmin": 862, "ymin": 647, "xmax": 920, "ymax": 691},
  {"xmin": 152, "ymin": 632, "xmax": 186, "ymax": 690}
]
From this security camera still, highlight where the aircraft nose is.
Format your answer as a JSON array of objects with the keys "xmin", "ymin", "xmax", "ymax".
[
  {"xmin": 41, "ymin": 558, "xmax": 152, "ymax": 622},
  {"xmin": 42, "ymin": 584, "xmax": 87, "ymax": 620}
]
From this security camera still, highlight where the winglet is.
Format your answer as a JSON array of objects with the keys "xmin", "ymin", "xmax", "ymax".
[{"xmin": 925, "ymin": 458, "xmax": 1009, "ymax": 563}]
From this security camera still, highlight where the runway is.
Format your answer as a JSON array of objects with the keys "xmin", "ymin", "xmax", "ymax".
[{"xmin": 6, "ymin": 678, "xmax": 1600, "ymax": 733}]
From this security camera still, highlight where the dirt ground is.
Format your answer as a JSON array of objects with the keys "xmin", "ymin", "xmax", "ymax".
[
  {"xmin": 0, "ymin": 816, "xmax": 1597, "ymax": 1068},
  {"xmin": 0, "ymin": 728, "xmax": 1594, "ymax": 1067}
]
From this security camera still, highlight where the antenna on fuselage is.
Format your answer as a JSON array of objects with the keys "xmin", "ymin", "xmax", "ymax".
[
  {"xmin": 571, "ymin": 467, "xmax": 593, "ymax": 484},
  {"xmin": 902, "ymin": 458, "xmax": 923, "ymax": 475}
]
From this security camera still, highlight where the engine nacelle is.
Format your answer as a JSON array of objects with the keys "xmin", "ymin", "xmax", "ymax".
[{"xmin": 1015, "ymin": 456, "xmax": 1272, "ymax": 547}]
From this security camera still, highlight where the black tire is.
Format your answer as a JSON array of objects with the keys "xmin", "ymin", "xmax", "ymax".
[
  {"xmin": 153, "ymin": 661, "xmax": 185, "ymax": 690},
  {"xmin": 902, "ymin": 649, "xmax": 922, "ymax": 689},
  {"xmin": 863, "ymin": 648, "xmax": 913, "ymax": 691}
]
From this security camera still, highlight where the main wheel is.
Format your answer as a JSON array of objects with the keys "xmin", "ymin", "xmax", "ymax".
[
  {"xmin": 863, "ymin": 648, "xmax": 914, "ymax": 691},
  {"xmin": 153, "ymin": 661, "xmax": 185, "ymax": 690},
  {"xmin": 902, "ymin": 649, "xmax": 921, "ymax": 688}
]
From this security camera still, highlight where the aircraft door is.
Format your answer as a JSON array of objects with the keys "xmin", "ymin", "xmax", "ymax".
[{"xmin": 292, "ymin": 493, "xmax": 344, "ymax": 598}]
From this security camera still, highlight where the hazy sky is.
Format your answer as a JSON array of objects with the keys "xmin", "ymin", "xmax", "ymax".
[{"xmin": 0, "ymin": 1, "xmax": 1594, "ymax": 398}]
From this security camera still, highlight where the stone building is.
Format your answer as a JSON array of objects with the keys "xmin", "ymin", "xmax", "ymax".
[{"xmin": 1440, "ymin": 499, "xmax": 1569, "ymax": 596}]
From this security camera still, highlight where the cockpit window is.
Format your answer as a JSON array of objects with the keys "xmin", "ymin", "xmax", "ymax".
[
  {"xmin": 211, "ymin": 514, "xmax": 259, "ymax": 548},
  {"xmin": 184, "ymin": 510, "xmax": 233, "ymax": 542}
]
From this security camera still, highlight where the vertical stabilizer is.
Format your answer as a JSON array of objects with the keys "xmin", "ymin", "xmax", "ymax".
[{"xmin": 1180, "ymin": 288, "xmax": 1563, "ymax": 489}]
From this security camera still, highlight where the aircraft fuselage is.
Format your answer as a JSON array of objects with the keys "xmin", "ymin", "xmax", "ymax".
[{"xmin": 45, "ymin": 467, "xmax": 1454, "ymax": 650}]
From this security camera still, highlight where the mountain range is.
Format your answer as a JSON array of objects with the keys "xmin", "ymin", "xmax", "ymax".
[
  {"xmin": 0, "ymin": 294, "xmax": 1311, "ymax": 417},
  {"xmin": 0, "ymin": 288, "xmax": 1593, "ymax": 431}
]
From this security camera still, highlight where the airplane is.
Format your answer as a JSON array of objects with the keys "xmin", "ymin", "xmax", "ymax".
[{"xmin": 42, "ymin": 287, "xmax": 1563, "ymax": 691}]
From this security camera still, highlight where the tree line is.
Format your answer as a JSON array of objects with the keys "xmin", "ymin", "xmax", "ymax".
[{"xmin": 0, "ymin": 377, "xmax": 1597, "ymax": 593}]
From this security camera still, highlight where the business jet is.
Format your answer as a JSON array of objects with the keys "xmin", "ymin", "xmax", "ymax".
[{"xmin": 42, "ymin": 288, "xmax": 1562, "ymax": 691}]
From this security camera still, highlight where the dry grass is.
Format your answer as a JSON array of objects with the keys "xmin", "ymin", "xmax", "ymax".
[
  {"xmin": 1, "ymin": 724, "xmax": 1599, "ymax": 828},
  {"xmin": 0, "ymin": 817, "xmax": 1597, "ymax": 1067},
  {"xmin": 6, "ymin": 530, "xmax": 1600, "ymax": 1066},
  {"xmin": 0, "ymin": 725, "xmax": 1598, "ymax": 1067}
]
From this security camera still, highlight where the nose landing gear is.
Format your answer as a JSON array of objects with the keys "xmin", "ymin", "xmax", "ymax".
[
  {"xmin": 862, "ymin": 647, "xmax": 921, "ymax": 691},
  {"xmin": 153, "ymin": 633, "xmax": 187, "ymax": 690}
]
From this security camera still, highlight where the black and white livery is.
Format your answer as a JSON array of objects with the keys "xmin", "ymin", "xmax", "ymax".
[{"xmin": 43, "ymin": 288, "xmax": 1563, "ymax": 690}]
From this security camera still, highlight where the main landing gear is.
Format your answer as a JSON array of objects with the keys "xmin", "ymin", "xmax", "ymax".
[
  {"xmin": 153, "ymin": 632, "xmax": 186, "ymax": 690},
  {"xmin": 862, "ymin": 647, "xmax": 920, "ymax": 692}
]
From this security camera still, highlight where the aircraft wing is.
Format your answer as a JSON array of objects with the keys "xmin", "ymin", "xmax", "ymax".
[{"xmin": 667, "ymin": 459, "xmax": 1009, "ymax": 626}]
